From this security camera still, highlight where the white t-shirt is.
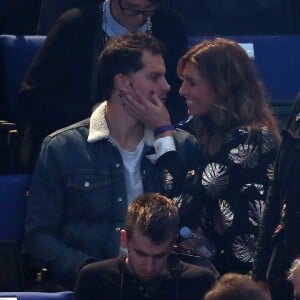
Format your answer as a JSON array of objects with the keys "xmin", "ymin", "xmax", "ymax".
[{"xmin": 116, "ymin": 138, "xmax": 145, "ymax": 204}]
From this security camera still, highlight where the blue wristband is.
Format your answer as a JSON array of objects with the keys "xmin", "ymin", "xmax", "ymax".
[{"xmin": 154, "ymin": 125, "xmax": 175, "ymax": 137}]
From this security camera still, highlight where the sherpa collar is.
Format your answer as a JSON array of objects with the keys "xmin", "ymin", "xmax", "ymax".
[{"xmin": 87, "ymin": 101, "xmax": 155, "ymax": 146}]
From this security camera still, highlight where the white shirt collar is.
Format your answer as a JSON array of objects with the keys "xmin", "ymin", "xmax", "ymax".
[{"xmin": 88, "ymin": 101, "xmax": 155, "ymax": 146}]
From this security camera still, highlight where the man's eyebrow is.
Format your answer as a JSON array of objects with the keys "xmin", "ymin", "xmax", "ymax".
[
  {"xmin": 134, "ymin": 248, "xmax": 168, "ymax": 257},
  {"xmin": 153, "ymin": 252, "xmax": 168, "ymax": 258},
  {"xmin": 135, "ymin": 249, "xmax": 146, "ymax": 254}
]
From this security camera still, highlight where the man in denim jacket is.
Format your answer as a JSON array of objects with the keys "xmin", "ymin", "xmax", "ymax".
[{"xmin": 24, "ymin": 32, "xmax": 199, "ymax": 289}]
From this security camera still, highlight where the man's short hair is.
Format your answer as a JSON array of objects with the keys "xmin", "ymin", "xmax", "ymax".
[
  {"xmin": 125, "ymin": 193, "xmax": 179, "ymax": 244},
  {"xmin": 98, "ymin": 32, "xmax": 164, "ymax": 99},
  {"xmin": 288, "ymin": 257, "xmax": 300, "ymax": 283},
  {"xmin": 204, "ymin": 273, "xmax": 271, "ymax": 300}
]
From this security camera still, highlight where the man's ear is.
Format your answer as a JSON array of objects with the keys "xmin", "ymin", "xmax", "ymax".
[
  {"xmin": 115, "ymin": 74, "xmax": 129, "ymax": 92},
  {"xmin": 120, "ymin": 229, "xmax": 128, "ymax": 248}
]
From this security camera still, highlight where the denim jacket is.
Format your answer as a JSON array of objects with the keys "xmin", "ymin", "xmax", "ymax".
[{"xmin": 25, "ymin": 102, "xmax": 200, "ymax": 284}]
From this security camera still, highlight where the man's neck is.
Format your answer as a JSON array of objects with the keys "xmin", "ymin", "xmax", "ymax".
[
  {"xmin": 106, "ymin": 98, "xmax": 144, "ymax": 151},
  {"xmin": 119, "ymin": 256, "xmax": 172, "ymax": 300},
  {"xmin": 124, "ymin": 256, "xmax": 170, "ymax": 282}
]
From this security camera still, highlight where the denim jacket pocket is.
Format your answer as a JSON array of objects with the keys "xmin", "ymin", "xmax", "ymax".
[{"xmin": 65, "ymin": 171, "xmax": 112, "ymax": 217}]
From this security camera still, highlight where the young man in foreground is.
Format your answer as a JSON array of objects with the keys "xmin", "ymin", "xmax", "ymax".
[{"xmin": 74, "ymin": 193, "xmax": 216, "ymax": 299}]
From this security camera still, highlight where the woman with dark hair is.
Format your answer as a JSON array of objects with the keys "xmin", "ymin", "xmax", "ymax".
[
  {"xmin": 122, "ymin": 37, "xmax": 280, "ymax": 275},
  {"xmin": 176, "ymin": 38, "xmax": 279, "ymax": 155}
]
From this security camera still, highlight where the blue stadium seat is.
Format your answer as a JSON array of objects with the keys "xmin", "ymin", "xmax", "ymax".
[
  {"xmin": 0, "ymin": 291, "xmax": 73, "ymax": 299},
  {"xmin": 0, "ymin": 175, "xmax": 31, "ymax": 242},
  {"xmin": 188, "ymin": 35, "xmax": 300, "ymax": 105},
  {"xmin": 0, "ymin": 175, "xmax": 31, "ymax": 291},
  {"xmin": 0, "ymin": 34, "xmax": 46, "ymax": 124},
  {"xmin": 188, "ymin": 35, "xmax": 300, "ymax": 127},
  {"xmin": 0, "ymin": 35, "xmax": 46, "ymax": 173}
]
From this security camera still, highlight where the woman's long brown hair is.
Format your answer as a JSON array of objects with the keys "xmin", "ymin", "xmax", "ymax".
[{"xmin": 178, "ymin": 38, "xmax": 280, "ymax": 155}]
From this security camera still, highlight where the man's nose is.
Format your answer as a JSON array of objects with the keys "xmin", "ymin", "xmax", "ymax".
[
  {"xmin": 144, "ymin": 257, "xmax": 155, "ymax": 272},
  {"xmin": 135, "ymin": 13, "xmax": 147, "ymax": 23},
  {"xmin": 162, "ymin": 77, "xmax": 170, "ymax": 93}
]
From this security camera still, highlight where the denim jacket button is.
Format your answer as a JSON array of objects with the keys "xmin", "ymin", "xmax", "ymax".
[
  {"xmin": 84, "ymin": 181, "xmax": 90, "ymax": 188},
  {"xmin": 115, "ymin": 227, "xmax": 121, "ymax": 231},
  {"xmin": 115, "ymin": 163, "xmax": 121, "ymax": 168},
  {"xmin": 118, "ymin": 197, "xmax": 123, "ymax": 202}
]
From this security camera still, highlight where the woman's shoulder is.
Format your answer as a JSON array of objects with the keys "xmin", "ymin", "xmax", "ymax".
[{"xmin": 225, "ymin": 126, "xmax": 278, "ymax": 149}]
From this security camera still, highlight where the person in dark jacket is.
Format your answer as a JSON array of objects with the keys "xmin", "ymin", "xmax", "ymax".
[
  {"xmin": 252, "ymin": 92, "xmax": 300, "ymax": 300},
  {"xmin": 19, "ymin": 0, "xmax": 187, "ymax": 172},
  {"xmin": 24, "ymin": 32, "xmax": 199, "ymax": 290},
  {"xmin": 37, "ymin": 0, "xmax": 100, "ymax": 34},
  {"xmin": 74, "ymin": 193, "xmax": 216, "ymax": 300}
]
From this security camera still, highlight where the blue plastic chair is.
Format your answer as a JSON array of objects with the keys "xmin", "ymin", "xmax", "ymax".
[
  {"xmin": 0, "ymin": 291, "xmax": 73, "ymax": 299},
  {"xmin": 0, "ymin": 175, "xmax": 31, "ymax": 291},
  {"xmin": 188, "ymin": 35, "xmax": 300, "ymax": 105},
  {"xmin": 0, "ymin": 175, "xmax": 31, "ymax": 242},
  {"xmin": 0, "ymin": 34, "xmax": 46, "ymax": 123},
  {"xmin": 0, "ymin": 35, "xmax": 46, "ymax": 173}
]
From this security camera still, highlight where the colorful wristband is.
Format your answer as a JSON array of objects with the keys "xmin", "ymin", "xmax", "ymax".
[{"xmin": 153, "ymin": 125, "xmax": 175, "ymax": 137}]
